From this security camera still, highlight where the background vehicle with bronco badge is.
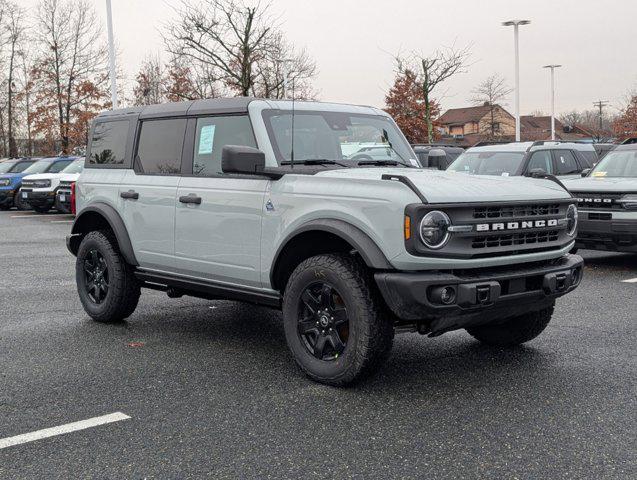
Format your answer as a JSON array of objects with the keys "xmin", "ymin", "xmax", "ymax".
[{"xmin": 67, "ymin": 98, "xmax": 583, "ymax": 386}]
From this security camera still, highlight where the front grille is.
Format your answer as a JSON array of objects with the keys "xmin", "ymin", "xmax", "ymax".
[
  {"xmin": 473, "ymin": 203, "xmax": 560, "ymax": 219},
  {"xmin": 588, "ymin": 212, "xmax": 612, "ymax": 220},
  {"xmin": 472, "ymin": 230, "xmax": 560, "ymax": 249},
  {"xmin": 572, "ymin": 192, "xmax": 624, "ymax": 210}
]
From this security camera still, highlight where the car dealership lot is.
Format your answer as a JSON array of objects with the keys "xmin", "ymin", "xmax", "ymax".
[{"xmin": 0, "ymin": 210, "xmax": 635, "ymax": 479}]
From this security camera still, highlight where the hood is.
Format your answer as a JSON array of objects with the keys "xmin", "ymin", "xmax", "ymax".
[
  {"xmin": 22, "ymin": 172, "xmax": 67, "ymax": 181},
  {"xmin": 316, "ymin": 168, "xmax": 571, "ymax": 203},
  {"xmin": 564, "ymin": 176, "xmax": 637, "ymax": 193},
  {"xmin": 0, "ymin": 172, "xmax": 28, "ymax": 181},
  {"xmin": 59, "ymin": 173, "xmax": 81, "ymax": 182}
]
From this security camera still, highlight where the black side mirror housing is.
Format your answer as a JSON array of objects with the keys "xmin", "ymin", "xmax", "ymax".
[
  {"xmin": 427, "ymin": 148, "xmax": 447, "ymax": 170},
  {"xmin": 526, "ymin": 168, "xmax": 547, "ymax": 178},
  {"xmin": 581, "ymin": 168, "xmax": 591, "ymax": 177},
  {"xmin": 222, "ymin": 145, "xmax": 267, "ymax": 175}
]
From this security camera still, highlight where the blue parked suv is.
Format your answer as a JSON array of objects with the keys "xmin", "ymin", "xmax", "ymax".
[{"xmin": 0, "ymin": 158, "xmax": 37, "ymax": 210}]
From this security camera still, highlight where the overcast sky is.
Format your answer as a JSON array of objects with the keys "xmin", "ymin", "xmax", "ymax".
[{"xmin": 23, "ymin": 0, "xmax": 637, "ymax": 115}]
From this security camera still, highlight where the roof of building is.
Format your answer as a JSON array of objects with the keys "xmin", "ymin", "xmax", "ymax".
[{"xmin": 438, "ymin": 105, "xmax": 512, "ymax": 125}]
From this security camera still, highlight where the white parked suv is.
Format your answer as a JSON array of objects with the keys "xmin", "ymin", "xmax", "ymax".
[
  {"xmin": 67, "ymin": 98, "xmax": 583, "ymax": 386},
  {"xmin": 20, "ymin": 157, "xmax": 83, "ymax": 213}
]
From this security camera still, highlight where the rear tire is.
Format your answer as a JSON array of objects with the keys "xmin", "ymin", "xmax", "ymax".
[
  {"xmin": 76, "ymin": 230, "xmax": 141, "ymax": 323},
  {"xmin": 466, "ymin": 306, "xmax": 554, "ymax": 346},
  {"xmin": 282, "ymin": 253, "xmax": 393, "ymax": 386}
]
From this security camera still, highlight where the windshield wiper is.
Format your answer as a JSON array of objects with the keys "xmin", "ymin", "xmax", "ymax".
[
  {"xmin": 281, "ymin": 159, "xmax": 350, "ymax": 167},
  {"xmin": 357, "ymin": 159, "xmax": 412, "ymax": 168}
]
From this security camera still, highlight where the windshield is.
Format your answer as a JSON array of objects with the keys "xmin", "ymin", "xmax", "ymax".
[
  {"xmin": 447, "ymin": 151, "xmax": 526, "ymax": 176},
  {"xmin": 0, "ymin": 160, "xmax": 18, "ymax": 174},
  {"xmin": 589, "ymin": 149, "xmax": 637, "ymax": 177},
  {"xmin": 262, "ymin": 110, "xmax": 419, "ymax": 167},
  {"xmin": 62, "ymin": 159, "xmax": 84, "ymax": 174},
  {"xmin": 22, "ymin": 160, "xmax": 54, "ymax": 175}
]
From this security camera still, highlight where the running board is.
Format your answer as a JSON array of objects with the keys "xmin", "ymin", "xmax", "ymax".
[{"xmin": 135, "ymin": 270, "xmax": 282, "ymax": 308}]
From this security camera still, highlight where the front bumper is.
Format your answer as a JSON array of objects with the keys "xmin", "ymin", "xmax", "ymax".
[
  {"xmin": 375, "ymin": 254, "xmax": 583, "ymax": 334},
  {"xmin": 21, "ymin": 190, "xmax": 56, "ymax": 208},
  {"xmin": 576, "ymin": 213, "xmax": 637, "ymax": 252}
]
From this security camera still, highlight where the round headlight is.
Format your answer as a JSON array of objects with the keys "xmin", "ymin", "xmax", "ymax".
[
  {"xmin": 419, "ymin": 211, "xmax": 451, "ymax": 249},
  {"xmin": 566, "ymin": 204, "xmax": 578, "ymax": 236}
]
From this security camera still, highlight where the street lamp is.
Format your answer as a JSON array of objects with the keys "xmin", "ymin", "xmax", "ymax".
[
  {"xmin": 502, "ymin": 19, "xmax": 531, "ymax": 142},
  {"xmin": 105, "ymin": 0, "xmax": 118, "ymax": 109},
  {"xmin": 543, "ymin": 64, "xmax": 562, "ymax": 140}
]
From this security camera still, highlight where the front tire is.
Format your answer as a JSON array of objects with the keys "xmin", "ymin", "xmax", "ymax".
[
  {"xmin": 466, "ymin": 306, "xmax": 554, "ymax": 346},
  {"xmin": 76, "ymin": 230, "xmax": 141, "ymax": 323},
  {"xmin": 282, "ymin": 254, "xmax": 393, "ymax": 386}
]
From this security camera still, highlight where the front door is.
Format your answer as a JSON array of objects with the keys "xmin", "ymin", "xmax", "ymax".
[
  {"xmin": 174, "ymin": 115, "xmax": 268, "ymax": 288},
  {"xmin": 119, "ymin": 118, "xmax": 187, "ymax": 271}
]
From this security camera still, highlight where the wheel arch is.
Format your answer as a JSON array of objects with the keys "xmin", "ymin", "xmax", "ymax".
[
  {"xmin": 270, "ymin": 219, "xmax": 392, "ymax": 292},
  {"xmin": 68, "ymin": 203, "xmax": 138, "ymax": 266}
]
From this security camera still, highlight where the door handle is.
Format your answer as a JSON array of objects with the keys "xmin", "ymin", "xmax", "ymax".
[
  {"xmin": 120, "ymin": 190, "xmax": 139, "ymax": 200},
  {"xmin": 179, "ymin": 194, "xmax": 202, "ymax": 205}
]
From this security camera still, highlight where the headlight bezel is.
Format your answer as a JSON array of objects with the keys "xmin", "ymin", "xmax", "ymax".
[
  {"xmin": 0, "ymin": 178, "xmax": 11, "ymax": 187},
  {"xmin": 419, "ymin": 210, "xmax": 452, "ymax": 250},
  {"xmin": 619, "ymin": 194, "xmax": 637, "ymax": 210},
  {"xmin": 566, "ymin": 203, "xmax": 578, "ymax": 236}
]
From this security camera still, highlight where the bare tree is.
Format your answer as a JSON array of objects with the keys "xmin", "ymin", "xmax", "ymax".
[
  {"xmin": 133, "ymin": 54, "xmax": 165, "ymax": 105},
  {"xmin": 165, "ymin": 0, "xmax": 272, "ymax": 97},
  {"xmin": 559, "ymin": 108, "xmax": 616, "ymax": 142},
  {"xmin": 469, "ymin": 73, "xmax": 513, "ymax": 138},
  {"xmin": 251, "ymin": 31, "xmax": 317, "ymax": 99},
  {"xmin": 396, "ymin": 45, "xmax": 471, "ymax": 143},
  {"xmin": 31, "ymin": 0, "xmax": 110, "ymax": 153},
  {"xmin": 3, "ymin": 1, "xmax": 26, "ymax": 157}
]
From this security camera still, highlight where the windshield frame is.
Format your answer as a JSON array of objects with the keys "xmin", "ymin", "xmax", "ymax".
[
  {"xmin": 260, "ymin": 109, "xmax": 420, "ymax": 168},
  {"xmin": 588, "ymin": 148, "xmax": 637, "ymax": 178},
  {"xmin": 447, "ymin": 150, "xmax": 527, "ymax": 176}
]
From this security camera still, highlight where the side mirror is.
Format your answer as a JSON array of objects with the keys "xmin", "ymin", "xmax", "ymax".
[
  {"xmin": 581, "ymin": 168, "xmax": 591, "ymax": 177},
  {"xmin": 222, "ymin": 145, "xmax": 266, "ymax": 175},
  {"xmin": 526, "ymin": 168, "xmax": 547, "ymax": 178},
  {"xmin": 427, "ymin": 148, "xmax": 447, "ymax": 170}
]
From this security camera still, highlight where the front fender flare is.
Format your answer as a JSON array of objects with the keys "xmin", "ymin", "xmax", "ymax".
[
  {"xmin": 270, "ymin": 218, "xmax": 393, "ymax": 286},
  {"xmin": 68, "ymin": 202, "xmax": 138, "ymax": 266}
]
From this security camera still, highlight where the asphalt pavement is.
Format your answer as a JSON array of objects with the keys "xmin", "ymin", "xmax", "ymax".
[{"xmin": 0, "ymin": 209, "xmax": 635, "ymax": 479}]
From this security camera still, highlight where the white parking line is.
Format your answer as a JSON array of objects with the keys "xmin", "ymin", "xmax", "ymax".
[
  {"xmin": 621, "ymin": 277, "xmax": 637, "ymax": 283},
  {"xmin": 0, "ymin": 412, "xmax": 130, "ymax": 450}
]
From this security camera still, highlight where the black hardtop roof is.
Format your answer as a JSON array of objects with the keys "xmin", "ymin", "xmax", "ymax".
[{"xmin": 97, "ymin": 97, "xmax": 255, "ymax": 120}]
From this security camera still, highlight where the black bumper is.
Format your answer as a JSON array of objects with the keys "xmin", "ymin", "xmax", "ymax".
[
  {"xmin": 375, "ymin": 254, "xmax": 583, "ymax": 334},
  {"xmin": 22, "ymin": 190, "xmax": 56, "ymax": 208},
  {"xmin": 55, "ymin": 196, "xmax": 71, "ymax": 213},
  {"xmin": 576, "ymin": 217, "xmax": 637, "ymax": 252}
]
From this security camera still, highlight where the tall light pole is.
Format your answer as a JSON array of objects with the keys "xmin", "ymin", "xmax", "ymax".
[
  {"xmin": 502, "ymin": 19, "xmax": 530, "ymax": 142},
  {"xmin": 106, "ymin": 0, "xmax": 118, "ymax": 109},
  {"xmin": 543, "ymin": 64, "xmax": 561, "ymax": 140}
]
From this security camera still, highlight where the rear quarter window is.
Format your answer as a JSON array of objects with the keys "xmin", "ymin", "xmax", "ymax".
[{"xmin": 88, "ymin": 120, "xmax": 130, "ymax": 166}]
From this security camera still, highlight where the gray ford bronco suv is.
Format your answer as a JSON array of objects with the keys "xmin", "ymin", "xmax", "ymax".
[{"xmin": 67, "ymin": 98, "xmax": 583, "ymax": 386}]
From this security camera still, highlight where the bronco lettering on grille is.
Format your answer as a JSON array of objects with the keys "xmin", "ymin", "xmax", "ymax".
[{"xmin": 476, "ymin": 219, "xmax": 559, "ymax": 232}]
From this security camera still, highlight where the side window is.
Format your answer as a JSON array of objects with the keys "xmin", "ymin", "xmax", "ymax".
[
  {"xmin": 527, "ymin": 150, "xmax": 553, "ymax": 174},
  {"xmin": 48, "ymin": 160, "xmax": 73, "ymax": 173},
  {"xmin": 88, "ymin": 120, "xmax": 129, "ymax": 165},
  {"xmin": 554, "ymin": 150, "xmax": 579, "ymax": 175},
  {"xmin": 136, "ymin": 119, "xmax": 186, "ymax": 174},
  {"xmin": 192, "ymin": 115, "xmax": 256, "ymax": 176}
]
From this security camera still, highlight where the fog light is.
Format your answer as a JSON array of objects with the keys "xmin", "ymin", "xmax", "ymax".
[
  {"xmin": 572, "ymin": 267, "xmax": 581, "ymax": 286},
  {"xmin": 431, "ymin": 285, "xmax": 457, "ymax": 305}
]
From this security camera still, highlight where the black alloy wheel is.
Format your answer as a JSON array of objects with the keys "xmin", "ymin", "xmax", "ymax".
[
  {"xmin": 297, "ymin": 282, "xmax": 349, "ymax": 361},
  {"xmin": 84, "ymin": 249, "xmax": 110, "ymax": 304}
]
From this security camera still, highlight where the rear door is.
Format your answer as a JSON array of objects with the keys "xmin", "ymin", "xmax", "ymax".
[
  {"xmin": 174, "ymin": 115, "xmax": 268, "ymax": 288},
  {"xmin": 119, "ymin": 118, "xmax": 186, "ymax": 271}
]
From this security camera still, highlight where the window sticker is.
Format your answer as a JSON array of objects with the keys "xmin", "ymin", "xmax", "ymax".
[
  {"xmin": 198, "ymin": 125, "xmax": 215, "ymax": 155},
  {"xmin": 409, "ymin": 159, "xmax": 419, "ymax": 167},
  {"xmin": 501, "ymin": 172, "xmax": 509, "ymax": 177},
  {"xmin": 592, "ymin": 171, "xmax": 607, "ymax": 177}
]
